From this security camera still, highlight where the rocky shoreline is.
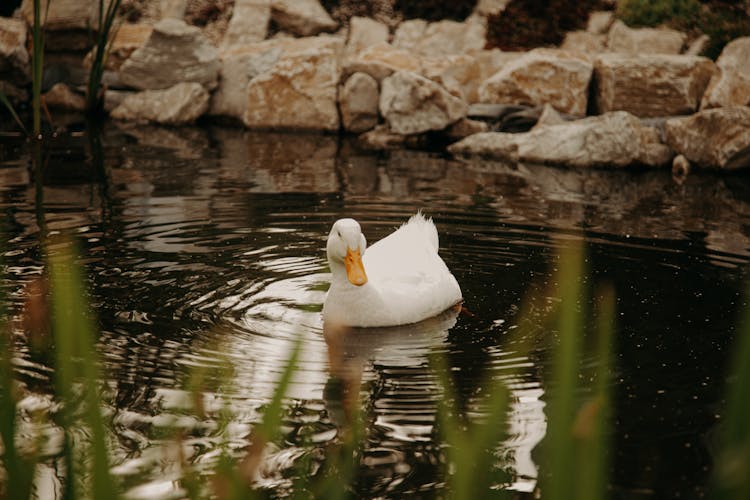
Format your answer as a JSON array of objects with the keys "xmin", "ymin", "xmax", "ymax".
[{"xmin": 1, "ymin": 0, "xmax": 749, "ymax": 170}]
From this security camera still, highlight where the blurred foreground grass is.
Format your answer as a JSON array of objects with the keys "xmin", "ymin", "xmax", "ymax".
[{"xmin": 0, "ymin": 236, "xmax": 748, "ymax": 498}]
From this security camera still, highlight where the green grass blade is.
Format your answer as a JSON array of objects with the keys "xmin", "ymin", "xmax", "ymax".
[
  {"xmin": 87, "ymin": 0, "xmax": 122, "ymax": 113},
  {"xmin": 0, "ymin": 90, "xmax": 28, "ymax": 135},
  {"xmin": 713, "ymin": 286, "xmax": 750, "ymax": 500},
  {"xmin": 47, "ymin": 237, "xmax": 116, "ymax": 499}
]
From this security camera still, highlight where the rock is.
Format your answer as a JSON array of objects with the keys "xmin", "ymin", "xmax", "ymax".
[
  {"xmin": 85, "ymin": 23, "xmax": 153, "ymax": 71},
  {"xmin": 478, "ymin": 49, "xmax": 593, "ymax": 116},
  {"xmin": 0, "ymin": 81, "xmax": 28, "ymax": 106},
  {"xmin": 607, "ymin": 20, "xmax": 686, "ymax": 55},
  {"xmin": 358, "ymin": 124, "xmax": 407, "ymax": 150},
  {"xmin": 270, "ymin": 0, "xmax": 337, "ymax": 36},
  {"xmin": 421, "ymin": 54, "xmax": 481, "ymax": 103},
  {"xmin": 103, "ymin": 89, "xmax": 132, "ymax": 113},
  {"xmin": 594, "ymin": 53, "xmax": 716, "ymax": 117},
  {"xmin": 672, "ymin": 154, "xmax": 691, "ymax": 178},
  {"xmin": 210, "ymin": 39, "xmax": 286, "ymax": 120},
  {"xmin": 701, "ymin": 37, "xmax": 750, "ymax": 109},
  {"xmin": 380, "ymin": 70, "xmax": 468, "ymax": 135},
  {"xmin": 344, "ymin": 42, "xmax": 421, "ymax": 82},
  {"xmin": 43, "ymin": 82, "xmax": 86, "ymax": 111},
  {"xmin": 586, "ymin": 11, "xmax": 614, "ymax": 34},
  {"xmin": 532, "ymin": 103, "xmax": 566, "ymax": 129},
  {"xmin": 340, "ymin": 72, "xmax": 379, "ymax": 133},
  {"xmin": 119, "ymin": 18, "xmax": 219, "ymax": 90},
  {"xmin": 392, "ymin": 19, "xmax": 428, "ymax": 52},
  {"xmin": 664, "ymin": 107, "xmax": 750, "ymax": 170},
  {"xmin": 223, "ymin": 0, "xmax": 270, "ymax": 47},
  {"xmin": 472, "ymin": 49, "xmax": 524, "ymax": 83},
  {"xmin": 561, "ymin": 31, "xmax": 607, "ymax": 55},
  {"xmin": 244, "ymin": 37, "xmax": 343, "ymax": 131},
  {"xmin": 111, "ymin": 82, "xmax": 209, "ymax": 124},
  {"xmin": 393, "ymin": 19, "xmax": 486, "ymax": 58},
  {"xmin": 685, "ymin": 34, "xmax": 710, "ymax": 56},
  {"xmin": 19, "ymin": 0, "xmax": 97, "ymax": 31},
  {"xmin": 449, "ymin": 111, "xmax": 672, "ymax": 168},
  {"xmin": 0, "ymin": 17, "xmax": 30, "ymax": 85},
  {"xmin": 444, "ymin": 118, "xmax": 489, "ymax": 140},
  {"xmin": 160, "ymin": 0, "xmax": 187, "ymax": 18},
  {"xmin": 345, "ymin": 16, "xmax": 389, "ymax": 58},
  {"xmin": 475, "ymin": 0, "xmax": 511, "ymax": 17}
]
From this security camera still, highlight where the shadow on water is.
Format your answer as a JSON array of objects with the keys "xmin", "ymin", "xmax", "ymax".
[{"xmin": 1, "ymin": 120, "xmax": 749, "ymax": 497}]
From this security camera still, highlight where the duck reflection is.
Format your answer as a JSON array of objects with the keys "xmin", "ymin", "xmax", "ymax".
[{"xmin": 322, "ymin": 306, "xmax": 459, "ymax": 431}]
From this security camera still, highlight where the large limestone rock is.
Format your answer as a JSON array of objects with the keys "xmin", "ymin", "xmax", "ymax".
[
  {"xmin": 111, "ymin": 82, "xmax": 210, "ymax": 124},
  {"xmin": 210, "ymin": 39, "xmax": 287, "ymax": 120},
  {"xmin": 478, "ymin": 49, "xmax": 593, "ymax": 116},
  {"xmin": 270, "ymin": 0, "xmax": 337, "ymax": 36},
  {"xmin": 475, "ymin": 0, "xmax": 511, "ymax": 17},
  {"xmin": 43, "ymin": 82, "xmax": 85, "ymax": 111},
  {"xmin": 0, "ymin": 17, "xmax": 30, "ymax": 85},
  {"xmin": 244, "ymin": 37, "xmax": 343, "ymax": 131},
  {"xmin": 594, "ymin": 53, "xmax": 716, "ymax": 117},
  {"xmin": 701, "ymin": 37, "xmax": 750, "ymax": 109},
  {"xmin": 20, "ymin": 0, "xmax": 97, "ymax": 31},
  {"xmin": 345, "ymin": 16, "xmax": 389, "ymax": 58},
  {"xmin": 473, "ymin": 49, "xmax": 524, "ymax": 83},
  {"xmin": 119, "ymin": 18, "xmax": 219, "ymax": 90},
  {"xmin": 84, "ymin": 23, "xmax": 153, "ymax": 71},
  {"xmin": 223, "ymin": 0, "xmax": 270, "ymax": 47},
  {"xmin": 340, "ymin": 72, "xmax": 379, "ymax": 133},
  {"xmin": 586, "ymin": 11, "xmax": 614, "ymax": 34},
  {"xmin": 561, "ymin": 31, "xmax": 606, "ymax": 55},
  {"xmin": 380, "ymin": 70, "xmax": 468, "ymax": 135},
  {"xmin": 393, "ymin": 19, "xmax": 486, "ymax": 58},
  {"xmin": 449, "ymin": 111, "xmax": 672, "ymax": 168},
  {"xmin": 664, "ymin": 107, "xmax": 750, "ymax": 170},
  {"xmin": 607, "ymin": 20, "xmax": 686, "ymax": 55},
  {"xmin": 421, "ymin": 55, "xmax": 482, "ymax": 103},
  {"xmin": 344, "ymin": 42, "xmax": 421, "ymax": 82}
]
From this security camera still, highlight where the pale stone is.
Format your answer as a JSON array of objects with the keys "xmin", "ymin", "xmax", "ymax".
[
  {"xmin": 159, "ymin": 0, "xmax": 186, "ymax": 19},
  {"xmin": 380, "ymin": 70, "xmax": 468, "ymax": 135},
  {"xmin": 561, "ymin": 31, "xmax": 606, "ymax": 54},
  {"xmin": 595, "ymin": 53, "xmax": 716, "ymax": 117},
  {"xmin": 0, "ymin": 17, "xmax": 30, "ymax": 84},
  {"xmin": 421, "ymin": 55, "xmax": 482, "ymax": 103},
  {"xmin": 478, "ymin": 49, "xmax": 593, "ymax": 116},
  {"xmin": 394, "ymin": 19, "xmax": 486, "ymax": 58},
  {"xmin": 223, "ymin": 0, "xmax": 270, "ymax": 47},
  {"xmin": 664, "ymin": 107, "xmax": 750, "ymax": 170},
  {"xmin": 449, "ymin": 111, "xmax": 672, "ymax": 168},
  {"xmin": 119, "ymin": 18, "xmax": 219, "ymax": 90},
  {"xmin": 532, "ymin": 103, "xmax": 566, "ymax": 130},
  {"xmin": 475, "ymin": 0, "xmax": 511, "ymax": 16},
  {"xmin": 472, "ymin": 49, "xmax": 524, "ymax": 83},
  {"xmin": 587, "ymin": 11, "xmax": 614, "ymax": 34},
  {"xmin": 344, "ymin": 42, "xmax": 421, "ymax": 82},
  {"xmin": 392, "ymin": 19, "xmax": 428, "ymax": 52},
  {"xmin": 701, "ymin": 37, "xmax": 750, "ymax": 109},
  {"xmin": 445, "ymin": 118, "xmax": 489, "ymax": 140},
  {"xmin": 210, "ymin": 39, "xmax": 287, "ymax": 120},
  {"xmin": 672, "ymin": 154, "xmax": 691, "ymax": 177},
  {"xmin": 84, "ymin": 23, "xmax": 153, "ymax": 71},
  {"xmin": 111, "ymin": 82, "xmax": 210, "ymax": 124},
  {"xmin": 43, "ymin": 82, "xmax": 86, "ymax": 111},
  {"xmin": 685, "ymin": 34, "xmax": 710, "ymax": 56},
  {"xmin": 345, "ymin": 16, "xmax": 389, "ymax": 58},
  {"xmin": 607, "ymin": 20, "xmax": 686, "ymax": 55},
  {"xmin": 270, "ymin": 0, "xmax": 337, "ymax": 36},
  {"xmin": 20, "ymin": 0, "xmax": 98, "ymax": 31},
  {"xmin": 243, "ymin": 37, "xmax": 343, "ymax": 131},
  {"xmin": 340, "ymin": 72, "xmax": 379, "ymax": 133}
]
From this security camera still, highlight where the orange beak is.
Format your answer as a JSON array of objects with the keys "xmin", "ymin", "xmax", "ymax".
[{"xmin": 344, "ymin": 247, "xmax": 367, "ymax": 286}]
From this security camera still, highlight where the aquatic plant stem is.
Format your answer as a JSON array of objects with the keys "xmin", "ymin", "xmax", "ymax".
[{"xmin": 87, "ymin": 0, "xmax": 122, "ymax": 113}]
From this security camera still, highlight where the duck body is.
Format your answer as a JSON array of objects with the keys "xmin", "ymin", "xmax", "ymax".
[{"xmin": 323, "ymin": 213, "xmax": 462, "ymax": 328}]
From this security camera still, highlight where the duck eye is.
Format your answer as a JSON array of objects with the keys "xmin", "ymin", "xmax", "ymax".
[{"xmin": 337, "ymin": 230, "xmax": 341, "ymax": 237}]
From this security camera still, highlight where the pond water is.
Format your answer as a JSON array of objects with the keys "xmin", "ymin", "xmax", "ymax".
[{"xmin": 1, "ymin": 123, "xmax": 748, "ymax": 498}]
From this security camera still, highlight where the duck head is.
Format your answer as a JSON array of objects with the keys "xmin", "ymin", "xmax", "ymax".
[{"xmin": 327, "ymin": 218, "xmax": 368, "ymax": 286}]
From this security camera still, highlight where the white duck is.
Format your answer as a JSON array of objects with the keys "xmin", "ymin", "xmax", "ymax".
[{"xmin": 323, "ymin": 213, "xmax": 462, "ymax": 328}]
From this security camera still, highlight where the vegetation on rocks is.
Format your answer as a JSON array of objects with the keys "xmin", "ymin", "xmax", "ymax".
[
  {"xmin": 486, "ymin": 0, "xmax": 608, "ymax": 50},
  {"xmin": 617, "ymin": 0, "xmax": 750, "ymax": 58}
]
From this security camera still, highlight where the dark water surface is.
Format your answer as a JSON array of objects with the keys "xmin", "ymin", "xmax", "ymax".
[{"xmin": 1, "ymin": 124, "xmax": 749, "ymax": 498}]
